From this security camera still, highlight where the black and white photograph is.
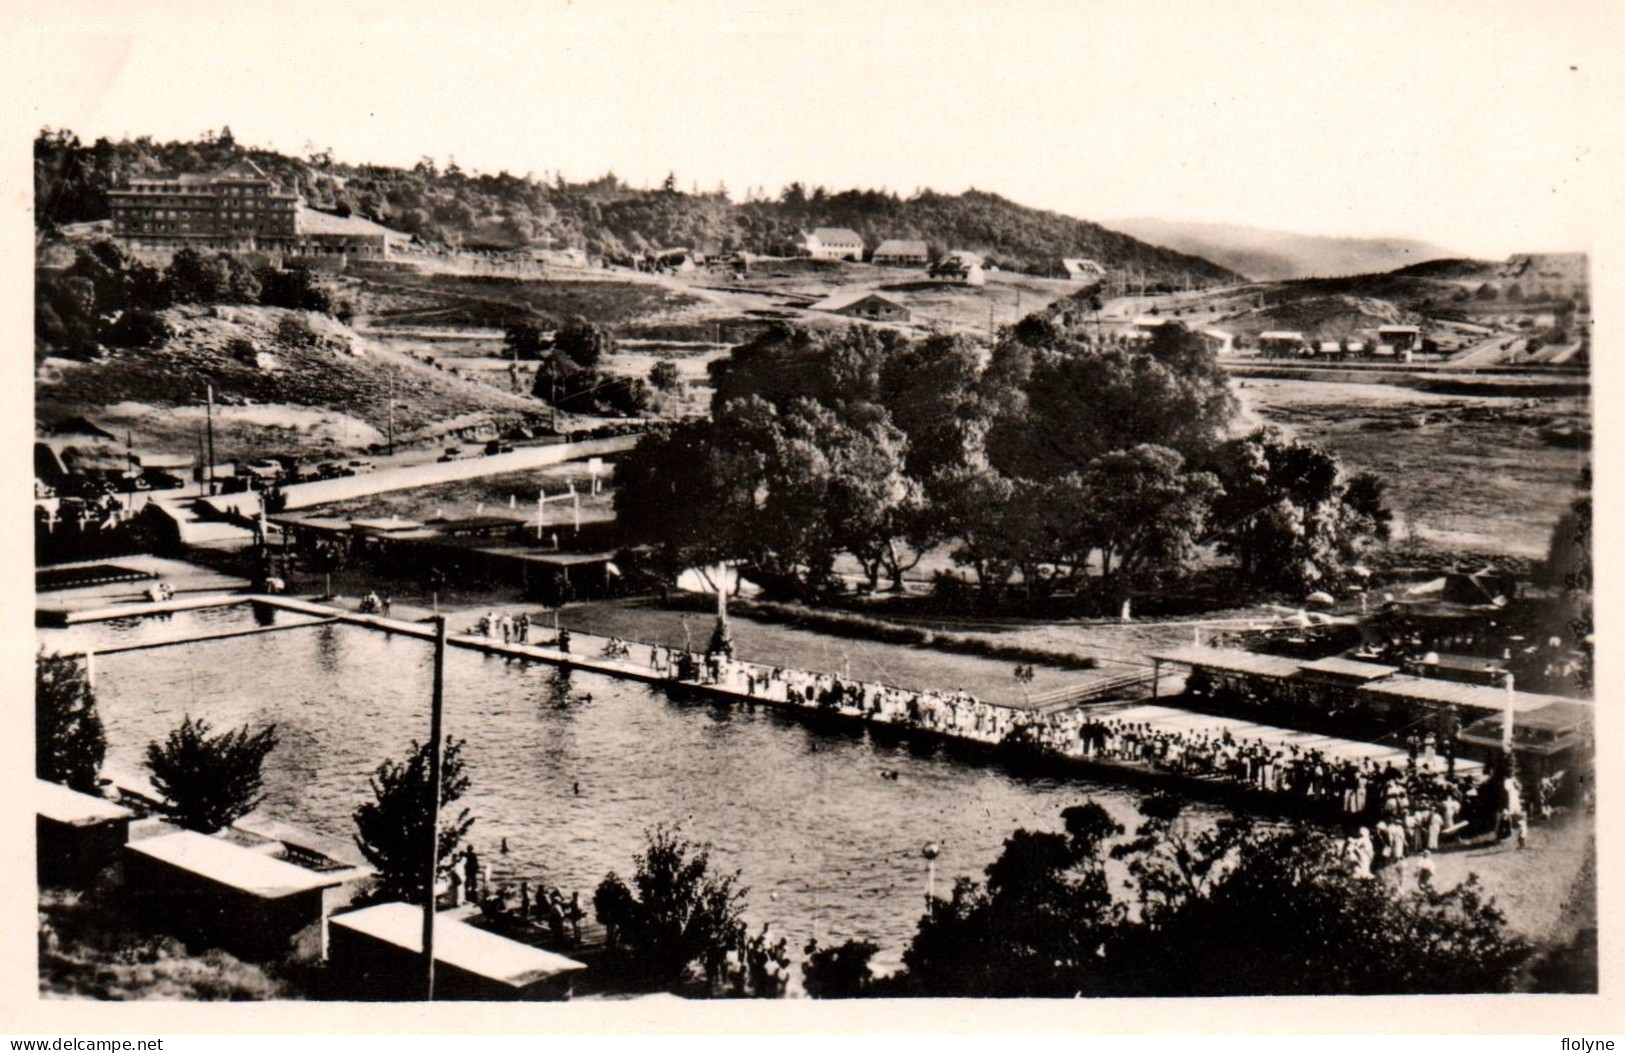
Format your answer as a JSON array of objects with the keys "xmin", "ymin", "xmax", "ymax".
[{"xmin": 12, "ymin": 0, "xmax": 1618, "ymax": 1030}]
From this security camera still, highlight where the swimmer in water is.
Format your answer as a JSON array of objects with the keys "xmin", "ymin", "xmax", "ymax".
[
  {"xmin": 573, "ymin": 782, "xmax": 580, "ymax": 796},
  {"xmin": 500, "ymin": 837, "xmax": 509, "ymax": 854}
]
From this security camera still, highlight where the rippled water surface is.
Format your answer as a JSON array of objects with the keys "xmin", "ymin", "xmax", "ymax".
[{"xmin": 55, "ymin": 618, "xmax": 1212, "ymax": 967}]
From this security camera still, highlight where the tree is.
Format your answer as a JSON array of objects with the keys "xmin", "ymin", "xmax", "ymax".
[
  {"xmin": 895, "ymin": 802, "xmax": 1125, "ymax": 997},
  {"xmin": 1114, "ymin": 824, "xmax": 1531, "ymax": 995},
  {"xmin": 592, "ymin": 825, "xmax": 748, "ymax": 991},
  {"xmin": 612, "ymin": 420, "xmax": 757, "ymax": 586},
  {"xmin": 1208, "ymin": 429, "xmax": 1385, "ymax": 594},
  {"xmin": 648, "ymin": 359, "xmax": 681, "ymax": 392},
  {"xmin": 36, "ymin": 650, "xmax": 105, "ymax": 792},
  {"xmin": 102, "ymin": 306, "xmax": 171, "ymax": 349},
  {"xmin": 1072, "ymin": 444, "xmax": 1222, "ymax": 599},
  {"xmin": 553, "ymin": 319, "xmax": 616, "ymax": 371},
  {"xmin": 144, "ymin": 715, "xmax": 280, "ymax": 833},
  {"xmin": 503, "ymin": 321, "xmax": 546, "ymax": 361},
  {"xmin": 257, "ymin": 266, "xmax": 331, "ymax": 313},
  {"xmin": 352, "ymin": 737, "xmax": 475, "ymax": 904},
  {"xmin": 802, "ymin": 939, "xmax": 881, "ymax": 998},
  {"xmin": 1539, "ymin": 495, "xmax": 1591, "ymax": 593}
]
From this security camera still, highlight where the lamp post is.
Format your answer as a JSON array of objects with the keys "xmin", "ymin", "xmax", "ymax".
[{"xmin": 921, "ymin": 841, "xmax": 942, "ymax": 903}]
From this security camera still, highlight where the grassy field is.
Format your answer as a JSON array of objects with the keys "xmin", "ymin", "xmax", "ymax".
[
  {"xmin": 1236, "ymin": 374, "xmax": 1588, "ymax": 557},
  {"xmin": 554, "ymin": 598, "xmax": 1101, "ymax": 706}
]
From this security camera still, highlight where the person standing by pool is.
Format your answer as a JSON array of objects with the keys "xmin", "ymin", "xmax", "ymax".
[
  {"xmin": 464, "ymin": 845, "xmax": 480, "ymax": 900},
  {"xmin": 558, "ymin": 629, "xmax": 571, "ymax": 654}
]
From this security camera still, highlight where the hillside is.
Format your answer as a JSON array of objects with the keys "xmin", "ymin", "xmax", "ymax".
[
  {"xmin": 35, "ymin": 304, "xmax": 546, "ymax": 462},
  {"xmin": 1112, "ymin": 218, "xmax": 1456, "ymax": 281},
  {"xmin": 33, "ymin": 128, "xmax": 1239, "ymax": 285}
]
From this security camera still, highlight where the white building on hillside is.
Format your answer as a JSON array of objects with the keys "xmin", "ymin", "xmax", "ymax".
[{"xmin": 796, "ymin": 228, "xmax": 865, "ymax": 261}]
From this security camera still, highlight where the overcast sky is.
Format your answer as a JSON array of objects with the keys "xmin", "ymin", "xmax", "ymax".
[{"xmin": 16, "ymin": 0, "xmax": 1618, "ymax": 258}]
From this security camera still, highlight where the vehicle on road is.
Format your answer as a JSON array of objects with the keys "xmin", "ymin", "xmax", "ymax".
[
  {"xmin": 347, "ymin": 459, "xmax": 377, "ymax": 474},
  {"xmin": 484, "ymin": 440, "xmax": 515, "ymax": 456},
  {"xmin": 437, "ymin": 446, "xmax": 463, "ymax": 463}
]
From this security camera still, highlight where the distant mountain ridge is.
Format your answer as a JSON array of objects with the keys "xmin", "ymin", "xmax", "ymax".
[
  {"xmin": 33, "ymin": 128, "xmax": 1241, "ymax": 285},
  {"xmin": 1111, "ymin": 217, "xmax": 1458, "ymax": 281}
]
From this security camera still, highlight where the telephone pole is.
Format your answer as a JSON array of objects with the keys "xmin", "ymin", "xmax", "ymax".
[
  {"xmin": 205, "ymin": 384, "xmax": 217, "ymax": 495},
  {"xmin": 421, "ymin": 616, "xmax": 448, "ymax": 1001}
]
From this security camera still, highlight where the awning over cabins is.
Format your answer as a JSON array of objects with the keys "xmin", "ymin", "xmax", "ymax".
[
  {"xmin": 1357, "ymin": 676, "xmax": 1578, "ymax": 714},
  {"xmin": 1148, "ymin": 646, "xmax": 1305, "ymax": 679}
]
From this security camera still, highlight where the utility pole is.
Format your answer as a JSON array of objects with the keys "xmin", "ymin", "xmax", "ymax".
[
  {"xmin": 387, "ymin": 369, "xmax": 396, "ymax": 457},
  {"xmin": 422, "ymin": 615, "xmax": 448, "ymax": 1001},
  {"xmin": 205, "ymin": 384, "xmax": 217, "ymax": 495}
]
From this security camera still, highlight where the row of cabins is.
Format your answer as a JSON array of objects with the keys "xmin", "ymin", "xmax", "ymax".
[
  {"xmin": 38, "ymin": 777, "xmax": 586, "ymax": 1000},
  {"xmin": 795, "ymin": 228, "xmax": 1104, "ymax": 284},
  {"xmin": 1256, "ymin": 325, "xmax": 1424, "ymax": 359},
  {"xmin": 1149, "ymin": 645, "xmax": 1592, "ymax": 791}
]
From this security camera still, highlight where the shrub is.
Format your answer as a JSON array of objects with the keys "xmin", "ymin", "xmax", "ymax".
[
  {"xmin": 352, "ymin": 737, "xmax": 474, "ymax": 905},
  {"xmin": 101, "ymin": 306, "xmax": 172, "ymax": 348},
  {"xmin": 36, "ymin": 650, "xmax": 105, "ymax": 792},
  {"xmin": 144, "ymin": 716, "xmax": 279, "ymax": 833},
  {"xmin": 593, "ymin": 825, "xmax": 747, "ymax": 991},
  {"xmin": 275, "ymin": 313, "xmax": 319, "ymax": 348}
]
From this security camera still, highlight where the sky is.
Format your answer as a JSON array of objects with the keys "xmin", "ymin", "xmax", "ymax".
[{"xmin": 10, "ymin": 0, "xmax": 1621, "ymax": 258}]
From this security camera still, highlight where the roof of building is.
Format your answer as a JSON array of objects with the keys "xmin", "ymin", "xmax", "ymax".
[
  {"xmin": 1133, "ymin": 315, "xmax": 1171, "ymax": 327},
  {"xmin": 938, "ymin": 249, "xmax": 984, "ymax": 267},
  {"xmin": 1062, "ymin": 257, "xmax": 1106, "ymax": 275},
  {"xmin": 37, "ymin": 779, "xmax": 134, "ymax": 827},
  {"xmin": 808, "ymin": 227, "xmax": 864, "ymax": 245},
  {"xmin": 350, "ymin": 517, "xmax": 425, "ymax": 533},
  {"xmin": 330, "ymin": 902, "xmax": 586, "ymax": 987},
  {"xmin": 812, "ymin": 290, "xmax": 906, "ymax": 313},
  {"xmin": 1149, "ymin": 646, "xmax": 1304, "ymax": 679},
  {"xmin": 296, "ymin": 207, "xmax": 411, "ymax": 240},
  {"xmin": 873, "ymin": 239, "xmax": 928, "ymax": 257},
  {"xmin": 1377, "ymin": 325, "xmax": 1423, "ymax": 333},
  {"xmin": 1297, "ymin": 656, "xmax": 1400, "ymax": 681},
  {"xmin": 126, "ymin": 830, "xmax": 344, "ymax": 899},
  {"xmin": 1259, "ymin": 330, "xmax": 1308, "ymax": 341},
  {"xmin": 1358, "ymin": 675, "xmax": 1579, "ymax": 713}
]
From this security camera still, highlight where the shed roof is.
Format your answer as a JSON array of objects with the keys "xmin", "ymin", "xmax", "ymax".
[
  {"xmin": 1358, "ymin": 676, "xmax": 1578, "ymax": 713},
  {"xmin": 813, "ymin": 290, "xmax": 905, "ymax": 313},
  {"xmin": 1298, "ymin": 656, "xmax": 1400, "ymax": 681},
  {"xmin": 330, "ymin": 902, "xmax": 586, "ymax": 987},
  {"xmin": 1259, "ymin": 330, "xmax": 1307, "ymax": 341},
  {"xmin": 809, "ymin": 227, "xmax": 864, "ymax": 245},
  {"xmin": 37, "ymin": 779, "xmax": 134, "ymax": 827},
  {"xmin": 127, "ymin": 830, "xmax": 344, "ymax": 899},
  {"xmin": 1149, "ymin": 646, "xmax": 1303, "ymax": 679},
  {"xmin": 297, "ymin": 207, "xmax": 410, "ymax": 240}
]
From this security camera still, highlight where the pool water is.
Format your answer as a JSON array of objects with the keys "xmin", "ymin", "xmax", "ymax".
[{"xmin": 56, "ymin": 619, "xmax": 1213, "ymax": 968}]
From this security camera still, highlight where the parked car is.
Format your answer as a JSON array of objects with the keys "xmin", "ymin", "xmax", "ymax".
[
  {"xmin": 315, "ymin": 462, "xmax": 354, "ymax": 480},
  {"xmin": 144, "ymin": 470, "xmax": 186, "ymax": 491},
  {"xmin": 244, "ymin": 459, "xmax": 285, "ymax": 482},
  {"xmin": 347, "ymin": 459, "xmax": 377, "ymax": 474},
  {"xmin": 484, "ymin": 440, "xmax": 515, "ymax": 456},
  {"xmin": 437, "ymin": 446, "xmax": 463, "ymax": 463}
]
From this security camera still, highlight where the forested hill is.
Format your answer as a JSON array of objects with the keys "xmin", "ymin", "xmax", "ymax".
[{"xmin": 33, "ymin": 128, "xmax": 1239, "ymax": 283}]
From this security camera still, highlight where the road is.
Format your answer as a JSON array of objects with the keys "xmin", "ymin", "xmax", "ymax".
[{"xmin": 278, "ymin": 434, "xmax": 638, "ymax": 510}]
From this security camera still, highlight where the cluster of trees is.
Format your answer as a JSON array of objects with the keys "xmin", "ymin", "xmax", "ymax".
[
  {"xmin": 616, "ymin": 319, "xmax": 1390, "ymax": 607},
  {"xmin": 34, "ymin": 128, "xmax": 1235, "ymax": 281},
  {"xmin": 36, "ymin": 240, "xmax": 333, "ymax": 361},
  {"xmin": 505, "ymin": 319, "xmax": 653, "ymax": 417},
  {"xmin": 810, "ymin": 796, "xmax": 1531, "ymax": 997}
]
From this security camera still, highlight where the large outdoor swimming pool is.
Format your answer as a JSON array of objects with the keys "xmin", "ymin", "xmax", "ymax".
[{"xmin": 43, "ymin": 615, "xmax": 1215, "ymax": 968}]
